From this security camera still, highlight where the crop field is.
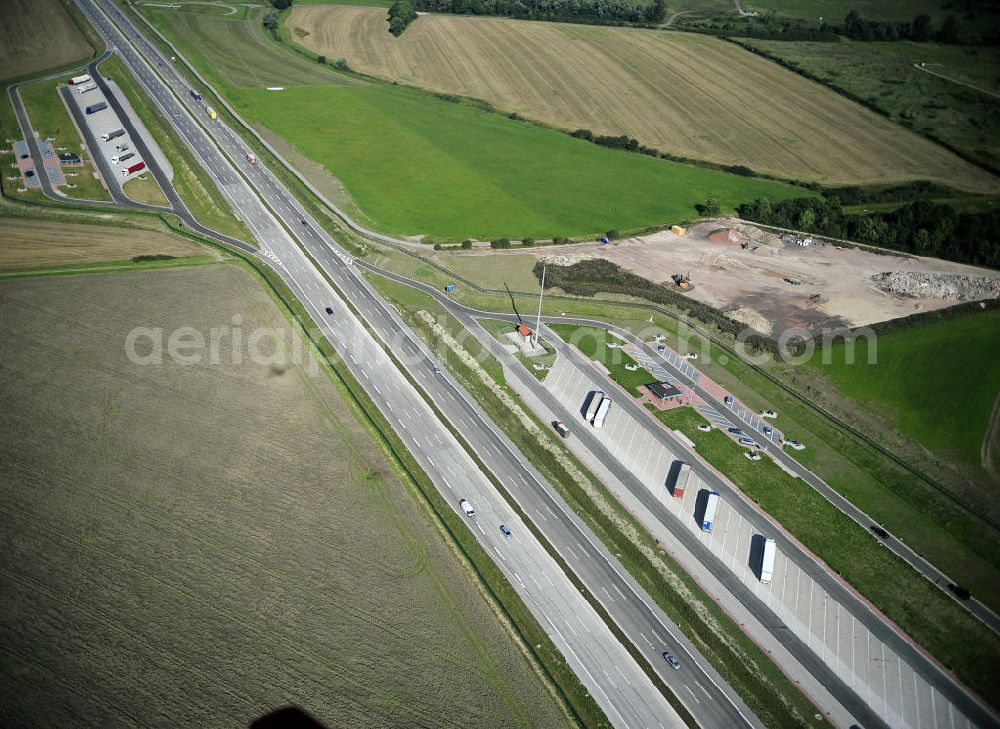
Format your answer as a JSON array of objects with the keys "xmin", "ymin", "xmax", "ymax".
[
  {"xmin": 287, "ymin": 6, "xmax": 999, "ymax": 193},
  {"xmin": 0, "ymin": 0, "xmax": 92, "ymax": 81},
  {"xmin": 743, "ymin": 39, "xmax": 1000, "ymax": 174},
  {"xmin": 0, "ymin": 264, "xmax": 569, "ymax": 728},
  {"xmin": 141, "ymin": 6, "xmax": 803, "ymax": 240},
  {"xmin": 807, "ymin": 309, "xmax": 1000, "ymax": 477},
  {"xmin": 141, "ymin": 5, "xmax": 360, "ymax": 89},
  {"xmin": 0, "ymin": 217, "xmax": 215, "ymax": 269}
]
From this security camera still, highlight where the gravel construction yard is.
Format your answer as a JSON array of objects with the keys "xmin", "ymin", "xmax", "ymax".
[{"xmin": 536, "ymin": 221, "xmax": 1000, "ymax": 335}]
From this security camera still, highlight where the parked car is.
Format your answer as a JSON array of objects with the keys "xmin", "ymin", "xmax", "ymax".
[
  {"xmin": 697, "ymin": 424, "xmax": 711, "ymax": 432},
  {"xmin": 728, "ymin": 427, "xmax": 742, "ymax": 435},
  {"xmin": 682, "ymin": 352, "xmax": 698, "ymax": 360},
  {"xmin": 724, "ymin": 395, "xmax": 733, "ymax": 405},
  {"xmin": 656, "ymin": 344, "xmax": 666, "ymax": 353},
  {"xmin": 624, "ymin": 363, "xmax": 638, "ymax": 371},
  {"xmin": 662, "ymin": 652, "xmax": 680, "ymax": 670},
  {"xmin": 761, "ymin": 409, "xmax": 778, "ymax": 418},
  {"xmin": 499, "ymin": 524, "xmax": 512, "ymax": 539},
  {"xmin": 763, "ymin": 426, "xmax": 773, "ymax": 436},
  {"xmin": 745, "ymin": 450, "xmax": 761, "ymax": 461},
  {"xmin": 784, "ymin": 439, "xmax": 806, "ymax": 451},
  {"xmin": 738, "ymin": 437, "xmax": 758, "ymax": 448},
  {"xmin": 325, "ymin": 306, "xmax": 333, "ymax": 315},
  {"xmin": 459, "ymin": 499, "xmax": 476, "ymax": 517}
]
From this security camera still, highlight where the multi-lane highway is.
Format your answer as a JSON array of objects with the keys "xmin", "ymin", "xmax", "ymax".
[
  {"xmin": 13, "ymin": 2, "xmax": 993, "ymax": 728},
  {"xmin": 45, "ymin": 1, "xmax": 776, "ymax": 726}
]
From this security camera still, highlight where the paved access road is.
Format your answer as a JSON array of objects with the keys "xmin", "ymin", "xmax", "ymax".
[{"xmin": 58, "ymin": 1, "xmax": 765, "ymax": 726}]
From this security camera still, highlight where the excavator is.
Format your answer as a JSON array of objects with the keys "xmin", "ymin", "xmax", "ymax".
[{"xmin": 671, "ymin": 272, "xmax": 692, "ymax": 290}]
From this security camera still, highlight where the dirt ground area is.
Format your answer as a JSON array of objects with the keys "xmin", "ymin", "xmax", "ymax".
[
  {"xmin": 0, "ymin": 264, "xmax": 567, "ymax": 728},
  {"xmin": 0, "ymin": 218, "xmax": 216, "ymax": 268},
  {"xmin": 536, "ymin": 220, "xmax": 1000, "ymax": 335}
]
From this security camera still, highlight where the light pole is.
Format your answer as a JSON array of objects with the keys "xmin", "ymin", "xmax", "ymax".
[{"xmin": 533, "ymin": 263, "xmax": 546, "ymax": 350}]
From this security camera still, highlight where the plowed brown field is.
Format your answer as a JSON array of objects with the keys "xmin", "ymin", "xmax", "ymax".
[{"xmin": 288, "ymin": 6, "xmax": 999, "ymax": 193}]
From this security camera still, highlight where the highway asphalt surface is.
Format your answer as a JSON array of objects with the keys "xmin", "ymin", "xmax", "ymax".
[
  {"xmin": 52, "ymin": 1, "xmax": 770, "ymax": 726},
  {"xmin": 371, "ymin": 276, "xmax": 999, "ymax": 729},
  {"xmin": 14, "ymin": 1, "xmax": 993, "ymax": 727}
]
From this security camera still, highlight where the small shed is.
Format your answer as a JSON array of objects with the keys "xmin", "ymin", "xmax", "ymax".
[
  {"xmin": 59, "ymin": 152, "xmax": 82, "ymax": 166},
  {"xmin": 516, "ymin": 324, "xmax": 533, "ymax": 343},
  {"xmin": 671, "ymin": 225, "xmax": 686, "ymax": 236}
]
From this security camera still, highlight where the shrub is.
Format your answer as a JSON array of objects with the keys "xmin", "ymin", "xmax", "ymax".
[
  {"xmin": 522, "ymin": 238, "xmax": 535, "ymax": 247},
  {"xmin": 491, "ymin": 238, "xmax": 512, "ymax": 249},
  {"xmin": 461, "ymin": 239, "xmax": 473, "ymax": 249}
]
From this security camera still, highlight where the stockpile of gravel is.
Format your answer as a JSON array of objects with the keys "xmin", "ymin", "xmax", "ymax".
[{"xmin": 872, "ymin": 271, "xmax": 1000, "ymax": 300}]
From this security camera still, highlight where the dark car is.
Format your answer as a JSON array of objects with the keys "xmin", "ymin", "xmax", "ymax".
[
  {"xmin": 948, "ymin": 583, "xmax": 971, "ymax": 600},
  {"xmin": 728, "ymin": 427, "xmax": 742, "ymax": 435},
  {"xmin": 499, "ymin": 524, "xmax": 512, "ymax": 539},
  {"xmin": 325, "ymin": 306, "xmax": 333, "ymax": 315},
  {"xmin": 870, "ymin": 525, "xmax": 888, "ymax": 539},
  {"xmin": 662, "ymin": 652, "xmax": 680, "ymax": 670}
]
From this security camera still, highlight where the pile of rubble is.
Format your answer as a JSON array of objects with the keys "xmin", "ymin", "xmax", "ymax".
[{"xmin": 872, "ymin": 271, "xmax": 1000, "ymax": 300}]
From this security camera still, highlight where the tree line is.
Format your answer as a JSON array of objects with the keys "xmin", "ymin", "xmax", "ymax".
[
  {"xmin": 388, "ymin": 0, "xmax": 418, "ymax": 35},
  {"xmin": 411, "ymin": 0, "xmax": 665, "ymax": 26},
  {"xmin": 737, "ymin": 196, "xmax": 1000, "ymax": 269}
]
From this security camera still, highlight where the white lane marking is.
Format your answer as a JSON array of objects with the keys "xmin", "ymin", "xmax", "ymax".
[
  {"xmin": 640, "ymin": 633, "xmax": 653, "ymax": 648},
  {"xmin": 602, "ymin": 586, "xmax": 614, "ymax": 602},
  {"xmin": 684, "ymin": 684, "xmax": 701, "ymax": 704}
]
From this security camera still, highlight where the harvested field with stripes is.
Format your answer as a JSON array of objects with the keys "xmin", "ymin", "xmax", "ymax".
[{"xmin": 288, "ymin": 6, "xmax": 999, "ymax": 193}]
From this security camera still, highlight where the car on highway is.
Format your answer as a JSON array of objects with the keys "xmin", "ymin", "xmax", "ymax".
[
  {"xmin": 499, "ymin": 524, "xmax": 512, "ymax": 539},
  {"xmin": 434, "ymin": 366, "xmax": 441, "ymax": 374},
  {"xmin": 553, "ymin": 420, "xmax": 570, "ymax": 438},
  {"xmin": 761, "ymin": 409, "xmax": 778, "ymax": 418},
  {"xmin": 459, "ymin": 498, "xmax": 476, "ymax": 517},
  {"xmin": 662, "ymin": 651, "xmax": 680, "ymax": 670},
  {"xmin": 325, "ymin": 306, "xmax": 333, "ymax": 315},
  {"xmin": 870, "ymin": 524, "xmax": 888, "ymax": 539},
  {"xmin": 784, "ymin": 439, "xmax": 806, "ymax": 450}
]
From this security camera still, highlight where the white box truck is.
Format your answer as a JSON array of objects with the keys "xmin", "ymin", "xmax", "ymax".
[
  {"xmin": 76, "ymin": 82, "xmax": 97, "ymax": 94},
  {"xmin": 760, "ymin": 538, "xmax": 776, "ymax": 584},
  {"xmin": 701, "ymin": 491, "xmax": 720, "ymax": 532},
  {"xmin": 593, "ymin": 396, "xmax": 612, "ymax": 428},
  {"xmin": 584, "ymin": 390, "xmax": 604, "ymax": 423}
]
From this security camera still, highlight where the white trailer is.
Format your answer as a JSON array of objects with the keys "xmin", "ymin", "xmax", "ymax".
[
  {"xmin": 760, "ymin": 538, "xmax": 776, "ymax": 584},
  {"xmin": 593, "ymin": 397, "xmax": 612, "ymax": 428},
  {"xmin": 69, "ymin": 74, "xmax": 92, "ymax": 85},
  {"xmin": 76, "ymin": 82, "xmax": 97, "ymax": 94},
  {"xmin": 701, "ymin": 491, "xmax": 720, "ymax": 532},
  {"xmin": 584, "ymin": 391, "xmax": 604, "ymax": 423}
]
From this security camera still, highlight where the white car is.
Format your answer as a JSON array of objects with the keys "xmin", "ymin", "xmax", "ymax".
[
  {"xmin": 624, "ymin": 363, "xmax": 638, "ymax": 371},
  {"xmin": 653, "ymin": 334, "xmax": 665, "ymax": 342},
  {"xmin": 697, "ymin": 424, "xmax": 711, "ymax": 432},
  {"xmin": 683, "ymin": 352, "xmax": 698, "ymax": 360},
  {"xmin": 459, "ymin": 498, "xmax": 476, "ymax": 517},
  {"xmin": 607, "ymin": 342, "xmax": 621, "ymax": 349},
  {"xmin": 761, "ymin": 409, "xmax": 778, "ymax": 418}
]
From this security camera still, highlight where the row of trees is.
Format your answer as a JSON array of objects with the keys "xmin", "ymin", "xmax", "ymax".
[
  {"xmin": 411, "ymin": 0, "xmax": 665, "ymax": 26},
  {"xmin": 839, "ymin": 10, "xmax": 962, "ymax": 43},
  {"xmin": 736, "ymin": 197, "xmax": 1000, "ymax": 268}
]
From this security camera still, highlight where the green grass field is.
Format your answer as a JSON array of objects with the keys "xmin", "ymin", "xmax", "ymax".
[
  {"xmin": 742, "ymin": 39, "xmax": 1000, "ymax": 174},
  {"xmin": 807, "ymin": 309, "xmax": 1000, "ymax": 473},
  {"xmin": 0, "ymin": 262, "xmax": 571, "ymax": 728},
  {"xmin": 141, "ymin": 4, "xmax": 806, "ymax": 240},
  {"xmin": 231, "ymin": 82, "xmax": 802, "ymax": 240}
]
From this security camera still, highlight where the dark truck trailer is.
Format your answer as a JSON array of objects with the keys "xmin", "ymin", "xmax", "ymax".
[{"xmin": 85, "ymin": 102, "xmax": 108, "ymax": 114}]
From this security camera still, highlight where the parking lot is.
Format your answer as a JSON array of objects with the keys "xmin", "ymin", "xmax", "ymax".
[{"xmin": 540, "ymin": 352, "xmax": 978, "ymax": 729}]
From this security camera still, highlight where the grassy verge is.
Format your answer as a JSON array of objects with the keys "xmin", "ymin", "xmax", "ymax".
[
  {"xmin": 548, "ymin": 323, "xmax": 655, "ymax": 396},
  {"xmin": 122, "ymin": 173, "xmax": 168, "ymax": 206},
  {"xmin": 95, "ymin": 55, "xmax": 253, "ymax": 244},
  {"xmin": 0, "ymin": 254, "xmax": 217, "ymax": 279},
  {"xmin": 367, "ymin": 274, "xmax": 828, "ymax": 729},
  {"xmin": 18, "ymin": 78, "xmax": 112, "ymax": 201},
  {"xmin": 476, "ymin": 316, "xmax": 557, "ymax": 381},
  {"xmin": 646, "ymin": 404, "xmax": 1000, "ymax": 698}
]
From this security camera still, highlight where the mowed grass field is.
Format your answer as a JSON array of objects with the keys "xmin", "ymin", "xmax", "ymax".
[
  {"xmin": 0, "ymin": 264, "xmax": 571, "ymax": 728},
  {"xmin": 143, "ymin": 5, "xmax": 803, "ymax": 240},
  {"xmin": 0, "ymin": 217, "xmax": 215, "ymax": 269},
  {"xmin": 0, "ymin": 0, "xmax": 92, "ymax": 81},
  {"xmin": 287, "ymin": 6, "xmax": 999, "ymax": 193},
  {"xmin": 235, "ymin": 83, "xmax": 806, "ymax": 239},
  {"xmin": 744, "ymin": 39, "xmax": 1000, "ymax": 174},
  {"xmin": 807, "ymin": 309, "xmax": 1000, "ymax": 476}
]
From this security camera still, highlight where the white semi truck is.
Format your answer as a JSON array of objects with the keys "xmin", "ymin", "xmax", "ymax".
[
  {"xmin": 69, "ymin": 74, "xmax": 92, "ymax": 85},
  {"xmin": 760, "ymin": 538, "xmax": 776, "ymax": 584},
  {"xmin": 593, "ymin": 396, "xmax": 612, "ymax": 428},
  {"xmin": 584, "ymin": 390, "xmax": 604, "ymax": 423}
]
